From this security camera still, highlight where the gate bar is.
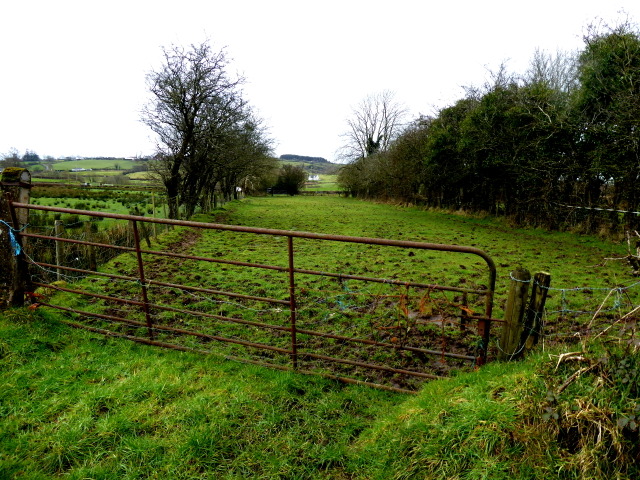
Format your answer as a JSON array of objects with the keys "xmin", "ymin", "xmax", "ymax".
[{"xmin": 287, "ymin": 236, "xmax": 298, "ymax": 369}]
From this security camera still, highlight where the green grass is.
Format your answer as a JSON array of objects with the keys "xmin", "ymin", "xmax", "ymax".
[
  {"xmin": 224, "ymin": 196, "xmax": 634, "ymax": 303},
  {"xmin": 3, "ymin": 195, "xmax": 639, "ymax": 478},
  {"xmin": 127, "ymin": 171, "xmax": 159, "ymax": 181},
  {"xmin": 0, "ymin": 309, "xmax": 403, "ymax": 479},
  {"xmin": 1, "ymin": 308, "xmax": 637, "ymax": 479},
  {"xmin": 52, "ymin": 159, "xmax": 138, "ymax": 171},
  {"xmin": 304, "ymin": 174, "xmax": 340, "ymax": 191},
  {"xmin": 32, "ymin": 177, "xmax": 69, "ymax": 183}
]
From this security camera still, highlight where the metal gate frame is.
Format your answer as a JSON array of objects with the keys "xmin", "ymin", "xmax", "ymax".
[{"xmin": 12, "ymin": 201, "xmax": 498, "ymax": 393}]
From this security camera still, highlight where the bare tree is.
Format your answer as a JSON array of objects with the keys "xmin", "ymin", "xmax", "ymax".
[
  {"xmin": 338, "ymin": 90, "xmax": 407, "ymax": 162},
  {"xmin": 1, "ymin": 148, "xmax": 23, "ymax": 169},
  {"xmin": 142, "ymin": 41, "xmax": 249, "ymax": 218},
  {"xmin": 524, "ymin": 48, "xmax": 579, "ymax": 93}
]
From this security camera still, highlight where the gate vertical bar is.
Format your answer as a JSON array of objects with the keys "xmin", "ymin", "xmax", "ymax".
[
  {"xmin": 477, "ymin": 259, "xmax": 497, "ymax": 365},
  {"xmin": 131, "ymin": 220, "xmax": 154, "ymax": 339},
  {"xmin": 287, "ymin": 235, "xmax": 298, "ymax": 369}
]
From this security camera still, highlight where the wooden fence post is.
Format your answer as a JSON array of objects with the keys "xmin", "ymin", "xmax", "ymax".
[
  {"xmin": 521, "ymin": 271, "xmax": 551, "ymax": 352},
  {"xmin": 0, "ymin": 167, "xmax": 31, "ymax": 309},
  {"xmin": 498, "ymin": 267, "xmax": 531, "ymax": 360}
]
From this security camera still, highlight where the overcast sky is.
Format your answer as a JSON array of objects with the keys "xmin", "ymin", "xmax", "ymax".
[{"xmin": 1, "ymin": 1, "xmax": 639, "ymax": 162}]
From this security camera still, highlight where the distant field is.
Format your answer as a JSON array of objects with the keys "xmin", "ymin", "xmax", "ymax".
[
  {"xmin": 28, "ymin": 158, "xmax": 157, "ymax": 186},
  {"xmin": 127, "ymin": 171, "xmax": 159, "ymax": 181},
  {"xmin": 52, "ymin": 159, "xmax": 138, "ymax": 171},
  {"xmin": 32, "ymin": 178, "xmax": 65, "ymax": 183},
  {"xmin": 28, "ymin": 185, "xmax": 165, "ymax": 229},
  {"xmin": 304, "ymin": 174, "xmax": 340, "ymax": 191}
]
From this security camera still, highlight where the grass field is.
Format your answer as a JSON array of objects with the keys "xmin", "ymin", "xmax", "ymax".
[
  {"xmin": 2, "ymin": 196, "xmax": 639, "ymax": 478},
  {"xmin": 224, "ymin": 196, "xmax": 634, "ymax": 306},
  {"xmin": 29, "ymin": 185, "xmax": 165, "ymax": 222},
  {"xmin": 51, "ymin": 159, "xmax": 138, "ymax": 171},
  {"xmin": 28, "ymin": 158, "xmax": 157, "ymax": 187},
  {"xmin": 304, "ymin": 174, "xmax": 340, "ymax": 191},
  {"xmin": 0, "ymin": 309, "xmax": 572, "ymax": 479}
]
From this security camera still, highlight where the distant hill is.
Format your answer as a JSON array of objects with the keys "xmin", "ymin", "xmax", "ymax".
[
  {"xmin": 279, "ymin": 154, "xmax": 337, "ymax": 174},
  {"xmin": 279, "ymin": 154, "xmax": 330, "ymax": 164}
]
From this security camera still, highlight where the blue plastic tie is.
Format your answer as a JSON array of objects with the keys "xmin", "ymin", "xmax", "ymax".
[{"xmin": 0, "ymin": 220, "xmax": 27, "ymax": 256}]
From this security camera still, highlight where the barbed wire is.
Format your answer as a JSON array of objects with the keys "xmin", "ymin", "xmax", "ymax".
[
  {"xmin": 24, "ymin": 251, "xmax": 96, "ymax": 284},
  {"xmin": 508, "ymin": 271, "xmax": 640, "ymax": 317},
  {"xmin": 554, "ymin": 202, "xmax": 640, "ymax": 216}
]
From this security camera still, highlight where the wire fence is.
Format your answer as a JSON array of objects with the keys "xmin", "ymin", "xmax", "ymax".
[{"xmin": 507, "ymin": 271, "xmax": 640, "ymax": 350}]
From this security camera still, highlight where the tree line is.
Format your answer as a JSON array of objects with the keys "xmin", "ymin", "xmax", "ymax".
[{"xmin": 338, "ymin": 20, "xmax": 640, "ymax": 234}]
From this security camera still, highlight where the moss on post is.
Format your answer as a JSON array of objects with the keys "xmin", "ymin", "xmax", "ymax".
[{"xmin": 1, "ymin": 167, "xmax": 31, "ymax": 184}]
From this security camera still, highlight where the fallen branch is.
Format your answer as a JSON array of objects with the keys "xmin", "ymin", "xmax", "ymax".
[
  {"xmin": 557, "ymin": 364, "xmax": 598, "ymax": 394},
  {"xmin": 554, "ymin": 351, "xmax": 587, "ymax": 371}
]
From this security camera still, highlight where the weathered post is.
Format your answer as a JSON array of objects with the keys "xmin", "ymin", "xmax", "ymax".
[
  {"xmin": 521, "ymin": 272, "xmax": 551, "ymax": 351},
  {"xmin": 498, "ymin": 267, "xmax": 531, "ymax": 360},
  {"xmin": 0, "ymin": 167, "xmax": 32, "ymax": 308}
]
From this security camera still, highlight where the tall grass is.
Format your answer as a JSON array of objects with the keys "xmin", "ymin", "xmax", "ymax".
[
  {"xmin": 3, "ymin": 307, "xmax": 636, "ymax": 479},
  {"xmin": 0, "ymin": 309, "xmax": 403, "ymax": 479}
]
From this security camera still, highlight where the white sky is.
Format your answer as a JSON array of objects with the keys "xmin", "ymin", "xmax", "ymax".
[{"xmin": 1, "ymin": 0, "xmax": 639, "ymax": 162}]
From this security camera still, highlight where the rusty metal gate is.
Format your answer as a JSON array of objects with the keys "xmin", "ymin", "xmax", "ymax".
[{"xmin": 11, "ymin": 201, "xmax": 498, "ymax": 393}]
